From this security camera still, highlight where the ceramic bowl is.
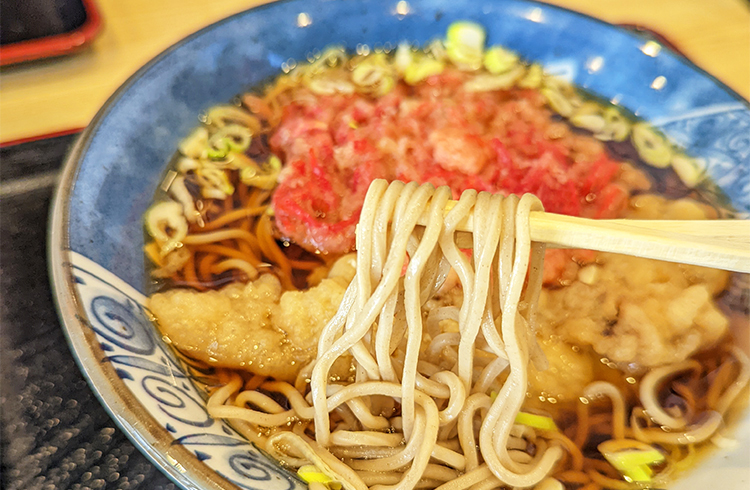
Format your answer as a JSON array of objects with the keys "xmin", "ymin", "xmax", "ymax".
[{"xmin": 49, "ymin": 0, "xmax": 750, "ymax": 488}]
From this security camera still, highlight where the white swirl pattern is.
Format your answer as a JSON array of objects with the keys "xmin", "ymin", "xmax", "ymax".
[
  {"xmin": 655, "ymin": 102, "xmax": 750, "ymax": 215},
  {"xmin": 69, "ymin": 253, "xmax": 305, "ymax": 490}
]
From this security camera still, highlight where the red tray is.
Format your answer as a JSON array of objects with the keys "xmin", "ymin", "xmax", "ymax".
[{"xmin": 0, "ymin": 0, "xmax": 102, "ymax": 66}]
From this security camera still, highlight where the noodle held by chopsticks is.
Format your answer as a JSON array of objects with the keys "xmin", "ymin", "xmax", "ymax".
[{"xmin": 260, "ymin": 180, "xmax": 562, "ymax": 490}]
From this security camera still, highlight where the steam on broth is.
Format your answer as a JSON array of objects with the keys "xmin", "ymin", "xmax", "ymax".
[{"xmin": 143, "ymin": 21, "xmax": 749, "ymax": 490}]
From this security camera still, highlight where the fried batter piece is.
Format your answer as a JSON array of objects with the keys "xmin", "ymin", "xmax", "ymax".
[
  {"xmin": 538, "ymin": 194, "xmax": 732, "ymax": 370},
  {"xmin": 148, "ymin": 255, "xmax": 356, "ymax": 382}
]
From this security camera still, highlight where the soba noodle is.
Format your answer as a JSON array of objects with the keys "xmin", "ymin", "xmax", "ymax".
[{"xmin": 202, "ymin": 179, "xmax": 565, "ymax": 489}]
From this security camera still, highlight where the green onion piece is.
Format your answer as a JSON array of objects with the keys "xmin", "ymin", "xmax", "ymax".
[
  {"xmin": 631, "ymin": 122, "xmax": 673, "ymax": 168},
  {"xmin": 598, "ymin": 439, "xmax": 666, "ymax": 483},
  {"xmin": 297, "ymin": 465, "xmax": 342, "ymax": 490},
  {"xmin": 298, "ymin": 465, "xmax": 334, "ymax": 484},
  {"xmin": 144, "ymin": 201, "xmax": 188, "ymax": 255},
  {"xmin": 394, "ymin": 42, "xmax": 414, "ymax": 75},
  {"xmin": 206, "ymin": 124, "xmax": 253, "ymax": 159},
  {"xmin": 483, "ymin": 46, "xmax": 519, "ymax": 74},
  {"xmin": 403, "ymin": 57, "xmax": 445, "ymax": 85},
  {"xmin": 240, "ymin": 155, "xmax": 281, "ymax": 190},
  {"xmin": 514, "ymin": 411, "xmax": 558, "ymax": 431},
  {"xmin": 518, "ymin": 63, "xmax": 543, "ymax": 89},
  {"xmin": 445, "ymin": 21, "xmax": 486, "ymax": 71},
  {"xmin": 178, "ymin": 127, "xmax": 209, "ymax": 158}
]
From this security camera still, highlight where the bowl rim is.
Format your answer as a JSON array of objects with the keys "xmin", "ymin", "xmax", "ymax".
[{"xmin": 47, "ymin": 0, "xmax": 750, "ymax": 489}]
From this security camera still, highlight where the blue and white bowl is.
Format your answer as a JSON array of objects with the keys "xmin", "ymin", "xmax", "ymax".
[{"xmin": 49, "ymin": 0, "xmax": 750, "ymax": 488}]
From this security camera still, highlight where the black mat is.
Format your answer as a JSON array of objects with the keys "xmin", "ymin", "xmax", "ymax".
[{"xmin": 0, "ymin": 134, "xmax": 176, "ymax": 490}]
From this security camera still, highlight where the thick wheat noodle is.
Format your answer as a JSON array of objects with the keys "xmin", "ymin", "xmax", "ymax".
[
  {"xmin": 433, "ymin": 465, "xmax": 494, "ymax": 490},
  {"xmin": 631, "ymin": 408, "xmax": 723, "ymax": 445},
  {"xmin": 457, "ymin": 393, "xmax": 492, "ymax": 472},
  {"xmin": 477, "ymin": 194, "xmax": 564, "ymax": 486},
  {"xmin": 198, "ymin": 205, "xmax": 268, "ymax": 231},
  {"xmin": 473, "ymin": 356, "xmax": 510, "ymax": 395},
  {"xmin": 197, "ymin": 253, "xmax": 218, "ymax": 281},
  {"xmin": 267, "ymin": 431, "xmax": 370, "ymax": 490},
  {"xmin": 209, "ymin": 403, "xmax": 295, "ymax": 426},
  {"xmin": 546, "ymin": 431, "xmax": 584, "ymax": 471},
  {"xmin": 583, "ymin": 381, "xmax": 627, "ymax": 440},
  {"xmin": 323, "ymin": 382, "xmax": 440, "ymax": 481},
  {"xmin": 426, "ymin": 333, "xmax": 460, "ymax": 362},
  {"xmin": 431, "ymin": 371, "xmax": 466, "ymax": 424},
  {"xmin": 574, "ymin": 400, "xmax": 591, "ymax": 449},
  {"xmin": 183, "ymin": 229, "xmax": 261, "ymax": 254},
  {"xmin": 344, "ymin": 397, "xmax": 390, "ymax": 429},
  {"xmin": 331, "ymin": 446, "xmax": 402, "ymax": 460},
  {"xmin": 714, "ymin": 346, "xmax": 750, "ymax": 415},
  {"xmin": 244, "ymin": 374, "xmax": 267, "ymax": 391},
  {"xmin": 192, "ymin": 243, "xmax": 259, "ymax": 264},
  {"xmin": 331, "ymin": 430, "xmax": 403, "ymax": 447},
  {"xmin": 255, "ymin": 212, "xmax": 295, "ymax": 289},
  {"xmin": 234, "ymin": 390, "xmax": 286, "ymax": 413},
  {"xmin": 457, "ymin": 192, "xmax": 504, "ymax": 390},
  {"xmin": 305, "ymin": 182, "xmax": 561, "ymax": 489},
  {"xmin": 706, "ymin": 357, "xmax": 737, "ymax": 409},
  {"xmin": 182, "ymin": 248, "xmax": 202, "ymax": 289},
  {"xmin": 556, "ymin": 469, "xmax": 591, "ymax": 485},
  {"xmin": 639, "ymin": 359, "xmax": 701, "ymax": 429},
  {"xmin": 211, "ymin": 258, "xmax": 258, "ymax": 280},
  {"xmin": 672, "ymin": 382, "xmax": 697, "ymax": 420},
  {"xmin": 311, "ymin": 182, "xmax": 420, "ymax": 443},
  {"xmin": 579, "ymin": 483, "xmax": 602, "ymax": 490},
  {"xmin": 400, "ymin": 185, "xmax": 452, "ymax": 439}
]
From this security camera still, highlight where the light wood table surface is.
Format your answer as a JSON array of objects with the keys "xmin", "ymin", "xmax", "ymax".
[{"xmin": 0, "ymin": 0, "xmax": 748, "ymax": 143}]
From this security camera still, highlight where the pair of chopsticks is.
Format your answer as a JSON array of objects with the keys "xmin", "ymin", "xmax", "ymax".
[
  {"xmin": 421, "ymin": 206, "xmax": 750, "ymax": 273},
  {"xmin": 529, "ymin": 213, "xmax": 750, "ymax": 273}
]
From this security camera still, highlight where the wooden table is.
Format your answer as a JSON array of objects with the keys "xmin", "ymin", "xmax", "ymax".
[{"xmin": 1, "ymin": 0, "xmax": 748, "ymax": 143}]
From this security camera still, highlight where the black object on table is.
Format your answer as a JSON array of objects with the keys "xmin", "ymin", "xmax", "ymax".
[{"xmin": 0, "ymin": 134, "xmax": 177, "ymax": 489}]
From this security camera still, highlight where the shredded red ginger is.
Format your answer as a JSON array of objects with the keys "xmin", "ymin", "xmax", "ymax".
[{"xmin": 270, "ymin": 68, "xmax": 630, "ymax": 283}]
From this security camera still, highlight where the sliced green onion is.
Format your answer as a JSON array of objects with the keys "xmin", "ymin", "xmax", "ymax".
[
  {"xmin": 463, "ymin": 65, "xmax": 524, "ymax": 92},
  {"xmin": 483, "ymin": 46, "xmax": 519, "ymax": 74},
  {"xmin": 145, "ymin": 201, "xmax": 188, "ymax": 255},
  {"xmin": 598, "ymin": 439, "xmax": 666, "ymax": 483},
  {"xmin": 297, "ymin": 465, "xmax": 342, "ymax": 490},
  {"xmin": 671, "ymin": 153, "xmax": 706, "ymax": 187},
  {"xmin": 178, "ymin": 126, "xmax": 209, "ymax": 158},
  {"xmin": 631, "ymin": 122, "xmax": 673, "ymax": 168},
  {"xmin": 518, "ymin": 63, "xmax": 543, "ymax": 89},
  {"xmin": 393, "ymin": 42, "xmax": 414, "ymax": 75},
  {"xmin": 570, "ymin": 102, "xmax": 606, "ymax": 133},
  {"xmin": 403, "ymin": 57, "xmax": 445, "ymax": 85},
  {"xmin": 351, "ymin": 53, "xmax": 395, "ymax": 97},
  {"xmin": 206, "ymin": 124, "xmax": 252, "ymax": 159},
  {"xmin": 196, "ymin": 165, "xmax": 235, "ymax": 198},
  {"xmin": 514, "ymin": 411, "xmax": 558, "ymax": 432},
  {"xmin": 596, "ymin": 106, "xmax": 631, "ymax": 142},
  {"xmin": 240, "ymin": 155, "xmax": 281, "ymax": 190},
  {"xmin": 206, "ymin": 105, "xmax": 261, "ymax": 133},
  {"xmin": 445, "ymin": 21, "xmax": 486, "ymax": 71}
]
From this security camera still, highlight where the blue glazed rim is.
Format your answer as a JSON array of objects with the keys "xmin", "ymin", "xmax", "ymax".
[{"xmin": 49, "ymin": 1, "xmax": 750, "ymax": 489}]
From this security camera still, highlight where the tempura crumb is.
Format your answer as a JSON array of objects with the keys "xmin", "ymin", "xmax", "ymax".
[{"xmin": 148, "ymin": 255, "xmax": 356, "ymax": 382}]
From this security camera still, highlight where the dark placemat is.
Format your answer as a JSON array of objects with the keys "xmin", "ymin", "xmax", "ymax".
[{"xmin": 0, "ymin": 134, "xmax": 176, "ymax": 490}]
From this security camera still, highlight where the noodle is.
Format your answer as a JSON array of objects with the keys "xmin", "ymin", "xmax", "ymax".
[{"xmin": 251, "ymin": 180, "xmax": 562, "ymax": 490}]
